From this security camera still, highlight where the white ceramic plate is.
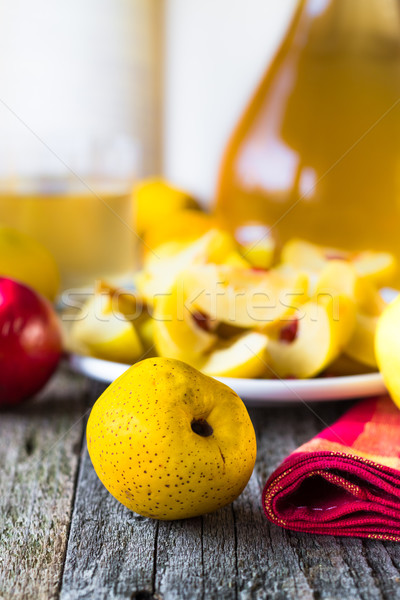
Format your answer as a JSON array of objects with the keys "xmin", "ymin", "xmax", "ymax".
[{"xmin": 67, "ymin": 353, "xmax": 386, "ymax": 407}]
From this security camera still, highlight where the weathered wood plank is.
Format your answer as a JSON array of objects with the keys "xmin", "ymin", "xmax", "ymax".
[
  {"xmin": 60, "ymin": 380, "xmax": 158, "ymax": 600},
  {"xmin": 60, "ymin": 440, "xmax": 158, "ymax": 600},
  {"xmin": 202, "ymin": 505, "xmax": 237, "ymax": 599},
  {"xmin": 0, "ymin": 368, "xmax": 88, "ymax": 600},
  {"xmin": 232, "ymin": 406, "xmax": 321, "ymax": 600},
  {"xmin": 59, "ymin": 392, "xmax": 400, "ymax": 600},
  {"xmin": 155, "ymin": 517, "xmax": 203, "ymax": 600}
]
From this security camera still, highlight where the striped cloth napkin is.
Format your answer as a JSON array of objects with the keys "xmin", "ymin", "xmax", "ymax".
[{"xmin": 262, "ymin": 396, "xmax": 400, "ymax": 541}]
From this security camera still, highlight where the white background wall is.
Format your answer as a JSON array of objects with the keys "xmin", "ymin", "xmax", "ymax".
[
  {"xmin": 163, "ymin": 0, "xmax": 297, "ymax": 204},
  {"xmin": 0, "ymin": 1, "xmax": 297, "ymax": 199},
  {"xmin": 0, "ymin": 0, "xmax": 161, "ymax": 179}
]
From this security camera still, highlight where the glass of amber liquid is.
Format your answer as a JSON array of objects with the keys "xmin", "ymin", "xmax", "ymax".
[{"xmin": 0, "ymin": 175, "xmax": 137, "ymax": 292}]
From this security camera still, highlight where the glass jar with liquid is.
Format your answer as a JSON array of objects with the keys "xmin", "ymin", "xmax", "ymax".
[
  {"xmin": 215, "ymin": 0, "xmax": 400, "ymax": 258},
  {"xmin": 0, "ymin": 0, "xmax": 162, "ymax": 292},
  {"xmin": 0, "ymin": 176, "xmax": 135, "ymax": 291}
]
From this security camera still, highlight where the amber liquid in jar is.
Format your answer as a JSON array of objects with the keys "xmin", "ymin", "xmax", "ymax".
[
  {"xmin": 0, "ymin": 178, "xmax": 136, "ymax": 291},
  {"xmin": 215, "ymin": 0, "xmax": 400, "ymax": 258}
]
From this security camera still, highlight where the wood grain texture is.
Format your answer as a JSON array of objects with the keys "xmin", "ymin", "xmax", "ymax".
[
  {"xmin": 0, "ymin": 368, "xmax": 88, "ymax": 600},
  {"xmin": 60, "ymin": 439, "xmax": 158, "ymax": 600},
  {"xmin": 5, "ymin": 375, "xmax": 400, "ymax": 600}
]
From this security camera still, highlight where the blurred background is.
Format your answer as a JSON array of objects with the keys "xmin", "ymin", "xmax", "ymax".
[
  {"xmin": 0, "ymin": 0, "xmax": 296, "ymax": 203},
  {"xmin": 2, "ymin": 0, "xmax": 400, "ymax": 292}
]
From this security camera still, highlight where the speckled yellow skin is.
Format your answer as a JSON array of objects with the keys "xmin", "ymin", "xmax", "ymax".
[{"xmin": 87, "ymin": 357, "xmax": 257, "ymax": 520}]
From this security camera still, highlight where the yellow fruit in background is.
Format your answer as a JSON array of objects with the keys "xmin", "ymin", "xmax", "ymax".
[
  {"xmin": 133, "ymin": 178, "xmax": 200, "ymax": 236},
  {"xmin": 87, "ymin": 357, "xmax": 257, "ymax": 519},
  {"xmin": 376, "ymin": 296, "xmax": 400, "ymax": 407},
  {"xmin": 135, "ymin": 229, "xmax": 245, "ymax": 305},
  {"xmin": 282, "ymin": 238, "xmax": 397, "ymax": 287},
  {"xmin": 0, "ymin": 225, "xmax": 60, "ymax": 301},
  {"xmin": 352, "ymin": 251, "xmax": 397, "ymax": 288},
  {"xmin": 310, "ymin": 259, "xmax": 386, "ymax": 368},
  {"xmin": 143, "ymin": 209, "xmax": 216, "ymax": 255}
]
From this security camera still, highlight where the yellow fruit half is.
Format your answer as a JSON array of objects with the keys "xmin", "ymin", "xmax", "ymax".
[
  {"xmin": 153, "ymin": 275, "xmax": 217, "ymax": 362},
  {"xmin": 197, "ymin": 331, "xmax": 269, "ymax": 379},
  {"xmin": 314, "ymin": 260, "xmax": 384, "ymax": 314},
  {"xmin": 70, "ymin": 293, "xmax": 144, "ymax": 364},
  {"xmin": 266, "ymin": 295, "xmax": 355, "ymax": 379},
  {"xmin": 352, "ymin": 251, "xmax": 397, "ymax": 287},
  {"xmin": 282, "ymin": 238, "xmax": 397, "ymax": 286}
]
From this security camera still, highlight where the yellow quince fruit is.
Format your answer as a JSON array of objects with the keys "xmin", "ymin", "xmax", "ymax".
[
  {"xmin": 133, "ymin": 178, "xmax": 200, "ymax": 237},
  {"xmin": 87, "ymin": 357, "xmax": 257, "ymax": 519}
]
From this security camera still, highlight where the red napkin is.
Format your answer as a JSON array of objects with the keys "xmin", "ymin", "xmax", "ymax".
[{"xmin": 262, "ymin": 396, "xmax": 400, "ymax": 541}]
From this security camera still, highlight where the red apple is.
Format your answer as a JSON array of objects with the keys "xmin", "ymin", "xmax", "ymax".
[{"xmin": 0, "ymin": 277, "xmax": 63, "ymax": 406}]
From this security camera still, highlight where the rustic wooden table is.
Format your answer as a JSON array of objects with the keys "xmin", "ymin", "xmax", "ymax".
[{"xmin": 1, "ymin": 367, "xmax": 400, "ymax": 600}]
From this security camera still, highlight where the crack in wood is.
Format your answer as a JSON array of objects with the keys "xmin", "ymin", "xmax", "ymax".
[
  {"xmin": 56, "ymin": 419, "xmax": 87, "ymax": 599},
  {"xmin": 152, "ymin": 520, "xmax": 160, "ymax": 598}
]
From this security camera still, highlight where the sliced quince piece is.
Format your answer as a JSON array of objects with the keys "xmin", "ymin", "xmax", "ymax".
[
  {"xmin": 153, "ymin": 276, "xmax": 217, "ymax": 362},
  {"xmin": 135, "ymin": 229, "xmax": 243, "ymax": 305},
  {"xmin": 96, "ymin": 280, "xmax": 147, "ymax": 318},
  {"xmin": 315, "ymin": 261, "xmax": 385, "ymax": 368},
  {"xmin": 344, "ymin": 313, "xmax": 380, "ymax": 368},
  {"xmin": 282, "ymin": 239, "xmax": 397, "ymax": 287},
  {"xmin": 266, "ymin": 295, "xmax": 355, "ymax": 379},
  {"xmin": 70, "ymin": 293, "xmax": 144, "ymax": 364},
  {"xmin": 183, "ymin": 264, "xmax": 308, "ymax": 329},
  {"xmin": 91, "ymin": 281, "xmax": 155, "ymax": 353},
  {"xmin": 352, "ymin": 251, "xmax": 397, "ymax": 287},
  {"xmin": 135, "ymin": 230, "xmax": 218, "ymax": 303},
  {"xmin": 281, "ymin": 239, "xmax": 339, "ymax": 272},
  {"xmin": 197, "ymin": 331, "xmax": 269, "ymax": 379},
  {"xmin": 314, "ymin": 260, "xmax": 384, "ymax": 315},
  {"xmin": 136, "ymin": 317, "xmax": 155, "ymax": 353}
]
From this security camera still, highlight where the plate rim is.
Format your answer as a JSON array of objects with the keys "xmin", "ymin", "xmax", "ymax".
[{"xmin": 66, "ymin": 352, "xmax": 387, "ymax": 407}]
